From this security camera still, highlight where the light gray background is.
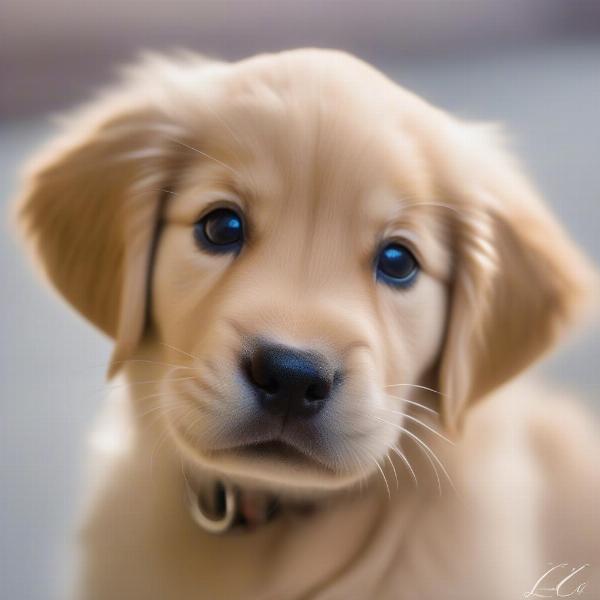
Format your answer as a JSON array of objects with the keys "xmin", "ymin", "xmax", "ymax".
[{"xmin": 1, "ymin": 2, "xmax": 599, "ymax": 599}]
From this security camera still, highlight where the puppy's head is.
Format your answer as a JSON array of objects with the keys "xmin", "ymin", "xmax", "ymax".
[{"xmin": 16, "ymin": 50, "xmax": 595, "ymax": 493}]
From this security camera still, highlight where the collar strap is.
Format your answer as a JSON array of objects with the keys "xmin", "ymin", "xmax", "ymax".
[
  {"xmin": 185, "ymin": 479, "xmax": 316, "ymax": 534},
  {"xmin": 185, "ymin": 479, "xmax": 283, "ymax": 533}
]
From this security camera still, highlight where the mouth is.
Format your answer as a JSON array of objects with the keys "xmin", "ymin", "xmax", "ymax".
[
  {"xmin": 171, "ymin": 421, "xmax": 370, "ymax": 491},
  {"xmin": 218, "ymin": 439, "xmax": 336, "ymax": 473}
]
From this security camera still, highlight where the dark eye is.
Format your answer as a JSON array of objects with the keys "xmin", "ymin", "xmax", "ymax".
[
  {"xmin": 194, "ymin": 208, "xmax": 244, "ymax": 253},
  {"xmin": 375, "ymin": 243, "xmax": 419, "ymax": 288}
]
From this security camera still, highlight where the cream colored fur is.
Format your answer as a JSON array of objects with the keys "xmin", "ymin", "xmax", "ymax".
[{"xmin": 15, "ymin": 49, "xmax": 600, "ymax": 599}]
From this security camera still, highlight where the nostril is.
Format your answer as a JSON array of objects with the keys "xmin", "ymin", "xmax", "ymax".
[
  {"xmin": 257, "ymin": 377, "xmax": 278, "ymax": 394},
  {"xmin": 244, "ymin": 359, "xmax": 279, "ymax": 394},
  {"xmin": 261, "ymin": 380, "xmax": 278, "ymax": 394},
  {"xmin": 305, "ymin": 380, "xmax": 330, "ymax": 402}
]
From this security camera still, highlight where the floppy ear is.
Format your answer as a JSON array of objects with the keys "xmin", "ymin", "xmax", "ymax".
[
  {"xmin": 15, "ymin": 88, "xmax": 182, "ymax": 376},
  {"xmin": 438, "ymin": 125, "xmax": 597, "ymax": 432}
]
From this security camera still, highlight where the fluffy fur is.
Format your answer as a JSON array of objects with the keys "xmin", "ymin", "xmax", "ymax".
[{"xmin": 16, "ymin": 49, "xmax": 600, "ymax": 599}]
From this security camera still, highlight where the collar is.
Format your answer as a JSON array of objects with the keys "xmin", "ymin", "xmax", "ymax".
[{"xmin": 185, "ymin": 477, "xmax": 316, "ymax": 534}]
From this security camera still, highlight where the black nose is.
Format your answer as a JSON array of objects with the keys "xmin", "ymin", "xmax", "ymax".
[{"xmin": 246, "ymin": 343, "xmax": 334, "ymax": 418}]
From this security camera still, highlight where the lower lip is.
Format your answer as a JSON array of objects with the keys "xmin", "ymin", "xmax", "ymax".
[
  {"xmin": 243, "ymin": 440, "xmax": 306, "ymax": 458},
  {"xmin": 226, "ymin": 440, "xmax": 332, "ymax": 471}
]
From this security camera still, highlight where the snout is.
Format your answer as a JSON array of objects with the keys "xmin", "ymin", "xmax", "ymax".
[
  {"xmin": 162, "ymin": 310, "xmax": 393, "ymax": 488},
  {"xmin": 244, "ymin": 342, "xmax": 339, "ymax": 419}
]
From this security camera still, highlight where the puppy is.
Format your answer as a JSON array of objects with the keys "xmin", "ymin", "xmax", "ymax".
[{"xmin": 16, "ymin": 49, "xmax": 600, "ymax": 599}]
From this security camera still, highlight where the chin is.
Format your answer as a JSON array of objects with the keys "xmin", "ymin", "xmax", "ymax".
[{"xmin": 170, "ymin": 425, "xmax": 372, "ymax": 495}]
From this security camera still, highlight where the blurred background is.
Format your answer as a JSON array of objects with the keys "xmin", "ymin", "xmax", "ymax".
[{"xmin": 1, "ymin": 1, "xmax": 599, "ymax": 598}]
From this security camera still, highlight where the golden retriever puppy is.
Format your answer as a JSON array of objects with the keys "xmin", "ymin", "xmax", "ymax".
[{"xmin": 16, "ymin": 49, "xmax": 600, "ymax": 599}]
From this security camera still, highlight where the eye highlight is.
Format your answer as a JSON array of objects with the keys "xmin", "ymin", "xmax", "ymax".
[
  {"xmin": 375, "ymin": 242, "xmax": 420, "ymax": 288},
  {"xmin": 194, "ymin": 207, "xmax": 244, "ymax": 254}
]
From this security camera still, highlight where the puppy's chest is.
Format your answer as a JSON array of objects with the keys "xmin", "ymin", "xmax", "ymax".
[{"xmin": 81, "ymin": 458, "xmax": 531, "ymax": 600}]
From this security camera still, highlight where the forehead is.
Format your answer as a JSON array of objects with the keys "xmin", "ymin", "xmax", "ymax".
[
  {"xmin": 175, "ymin": 51, "xmax": 439, "ymax": 209},
  {"xmin": 166, "ymin": 52, "xmax": 454, "ymax": 275}
]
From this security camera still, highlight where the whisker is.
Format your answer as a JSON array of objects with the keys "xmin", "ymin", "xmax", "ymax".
[
  {"xmin": 149, "ymin": 421, "xmax": 175, "ymax": 476},
  {"xmin": 83, "ymin": 367, "xmax": 193, "ymax": 401},
  {"xmin": 389, "ymin": 445, "xmax": 418, "ymax": 488},
  {"xmin": 135, "ymin": 391, "xmax": 191, "ymax": 420},
  {"xmin": 327, "ymin": 438, "xmax": 345, "ymax": 473},
  {"xmin": 167, "ymin": 138, "xmax": 242, "ymax": 177},
  {"xmin": 138, "ymin": 402, "xmax": 178, "ymax": 419},
  {"xmin": 364, "ymin": 449, "xmax": 391, "ymax": 500},
  {"xmin": 347, "ymin": 446, "xmax": 367, "ymax": 495},
  {"xmin": 159, "ymin": 342, "xmax": 202, "ymax": 363},
  {"xmin": 183, "ymin": 413, "xmax": 204, "ymax": 440},
  {"xmin": 380, "ymin": 411, "xmax": 454, "ymax": 446},
  {"xmin": 410, "ymin": 436, "xmax": 442, "ymax": 496},
  {"xmin": 384, "ymin": 395, "xmax": 439, "ymax": 416},
  {"xmin": 105, "ymin": 375, "xmax": 197, "ymax": 392},
  {"xmin": 375, "ymin": 459, "xmax": 391, "ymax": 500},
  {"xmin": 390, "ymin": 429, "xmax": 441, "ymax": 495},
  {"xmin": 199, "ymin": 102, "xmax": 262, "ymax": 191},
  {"xmin": 384, "ymin": 383, "xmax": 444, "ymax": 396},
  {"xmin": 203, "ymin": 103, "xmax": 245, "ymax": 151},
  {"xmin": 112, "ymin": 359, "xmax": 197, "ymax": 371},
  {"xmin": 150, "ymin": 404, "xmax": 202, "ymax": 477},
  {"xmin": 386, "ymin": 453, "xmax": 399, "ymax": 489},
  {"xmin": 374, "ymin": 416, "xmax": 455, "ymax": 495},
  {"xmin": 139, "ymin": 400, "xmax": 192, "ymax": 423}
]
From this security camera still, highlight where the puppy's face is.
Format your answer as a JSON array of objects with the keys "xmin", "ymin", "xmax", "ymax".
[
  {"xmin": 17, "ymin": 50, "xmax": 593, "ymax": 494},
  {"xmin": 152, "ymin": 70, "xmax": 449, "ymax": 489}
]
